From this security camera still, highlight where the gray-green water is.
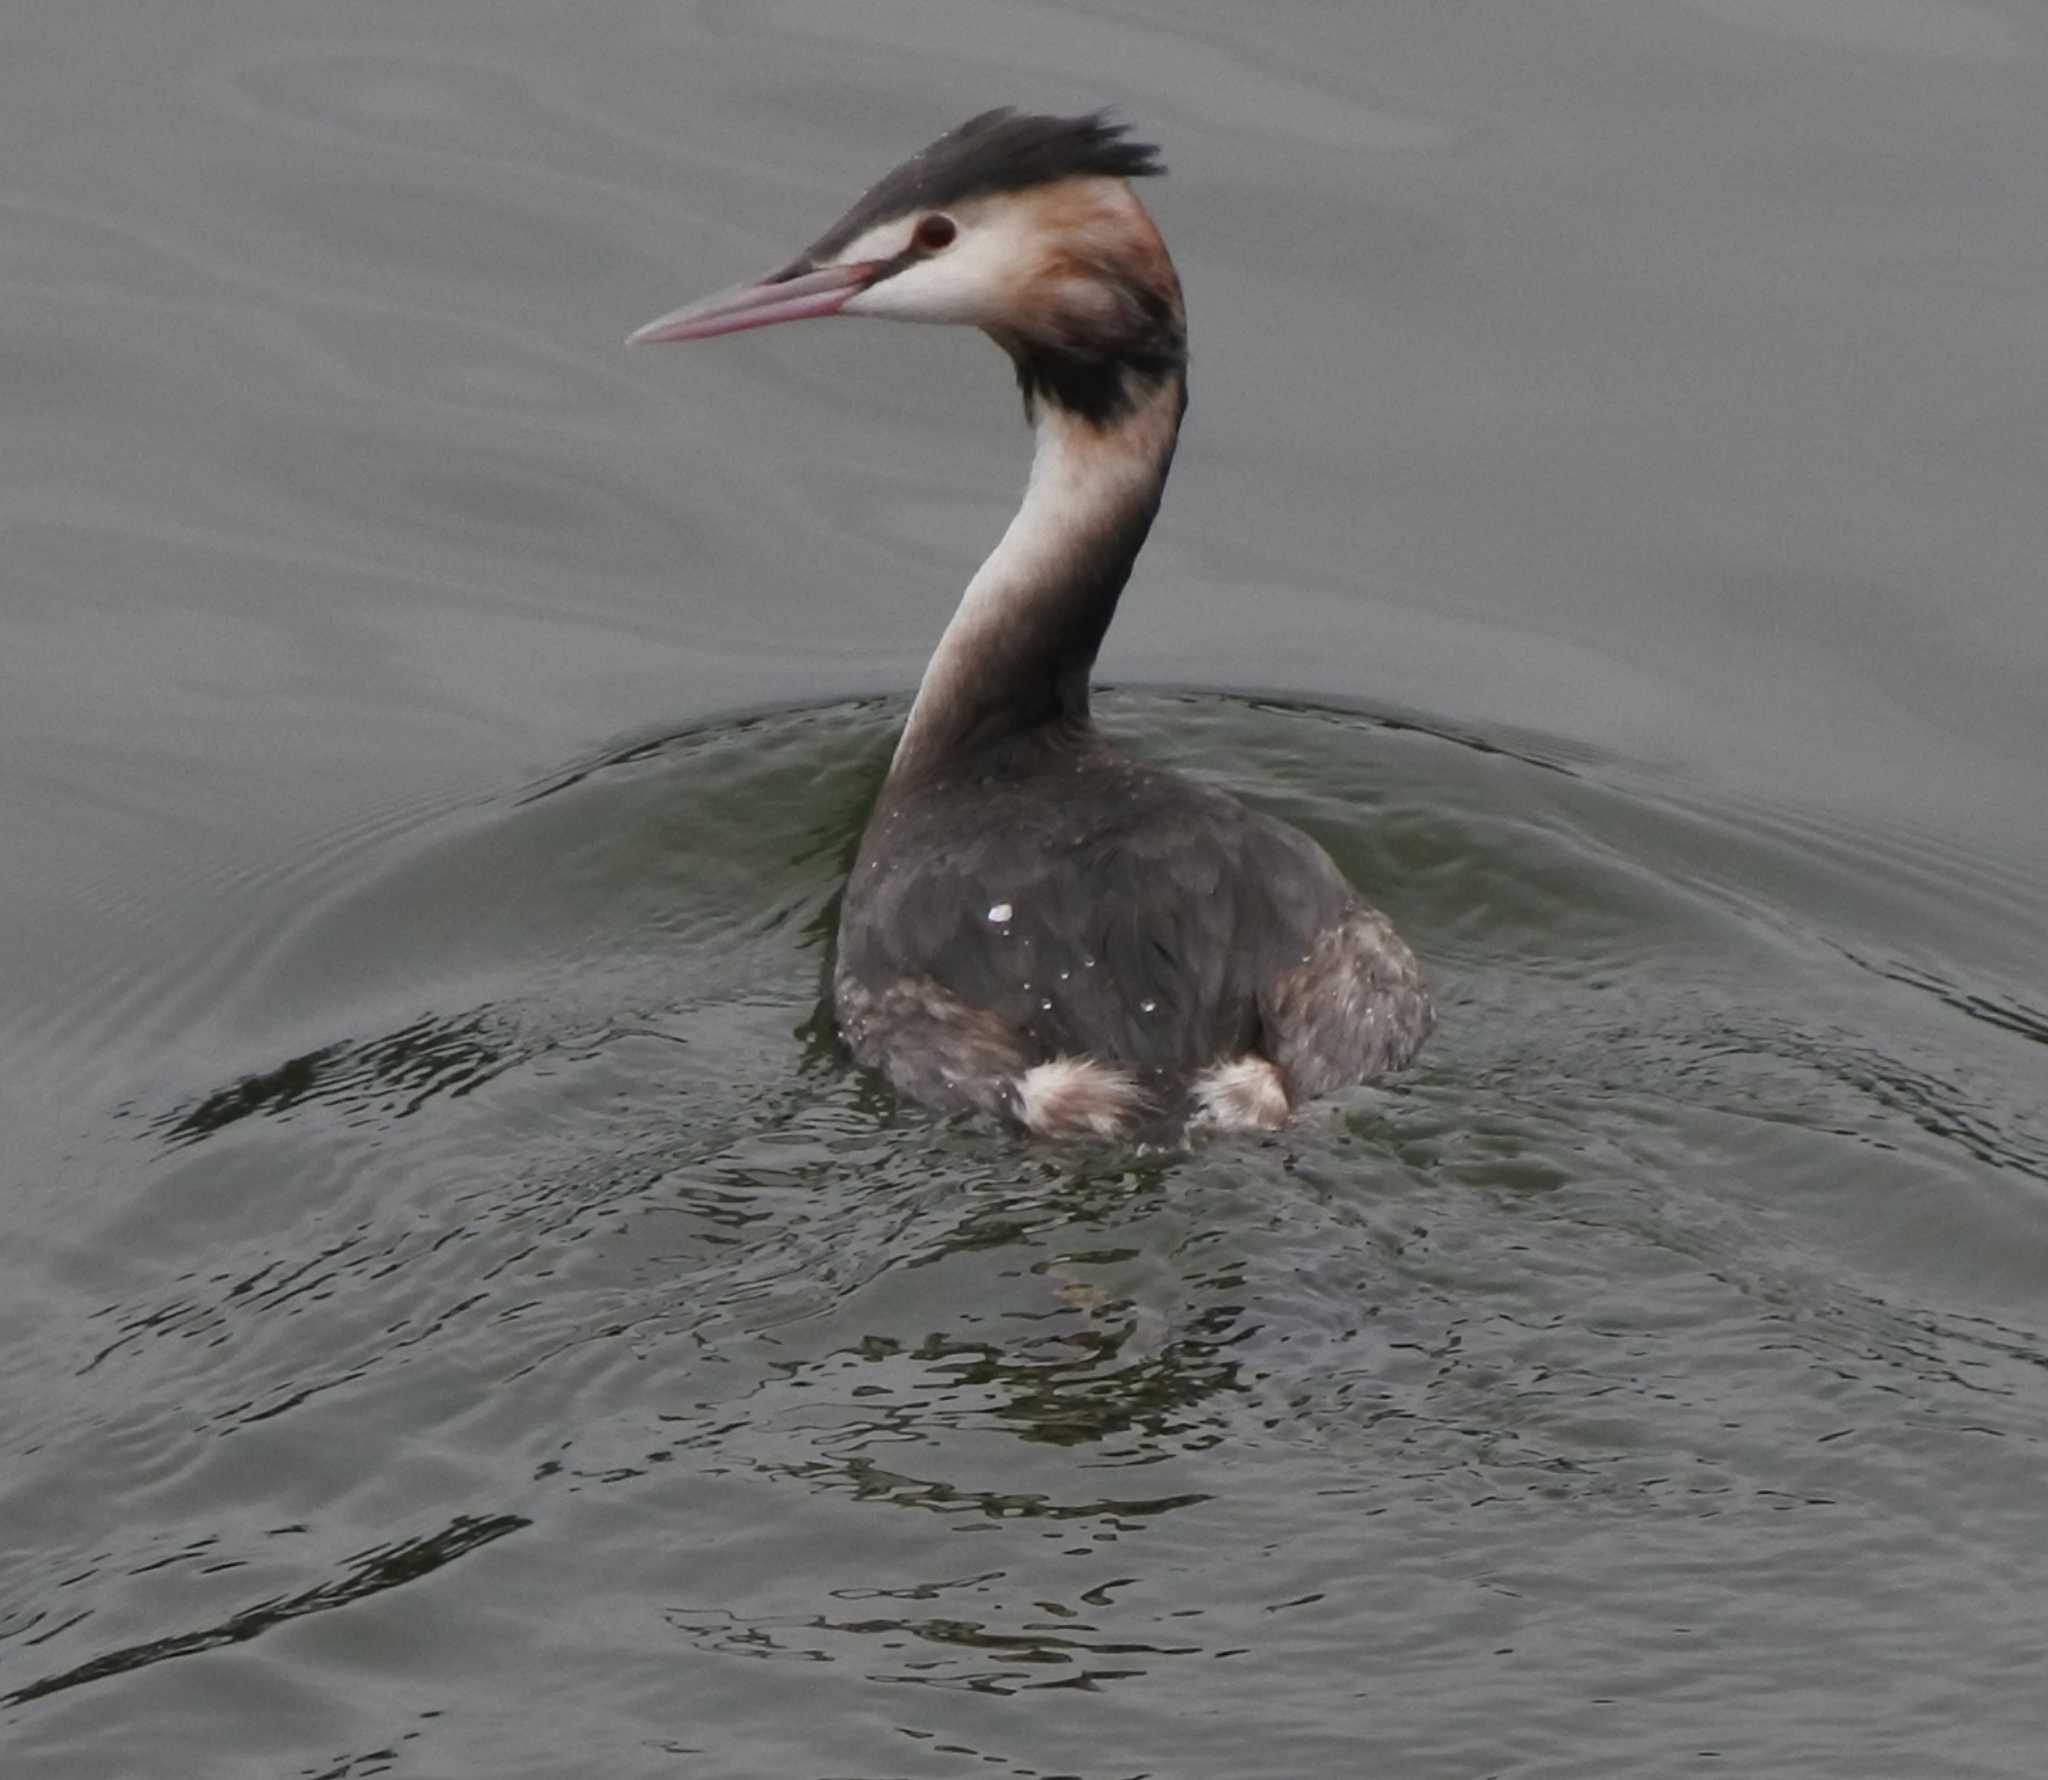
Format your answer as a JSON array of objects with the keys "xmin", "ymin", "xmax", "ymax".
[{"xmin": 5, "ymin": 4, "xmax": 2046, "ymax": 1776}]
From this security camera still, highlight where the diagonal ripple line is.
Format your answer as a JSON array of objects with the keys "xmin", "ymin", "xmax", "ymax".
[{"xmin": 0, "ymin": 1512, "xmax": 530, "ymax": 1708}]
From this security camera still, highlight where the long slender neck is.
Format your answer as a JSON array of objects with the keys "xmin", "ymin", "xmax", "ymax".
[{"xmin": 889, "ymin": 369, "xmax": 1187, "ymax": 784}]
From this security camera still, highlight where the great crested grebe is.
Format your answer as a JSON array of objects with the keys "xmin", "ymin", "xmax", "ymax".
[{"xmin": 632, "ymin": 109, "xmax": 1433, "ymax": 1139}]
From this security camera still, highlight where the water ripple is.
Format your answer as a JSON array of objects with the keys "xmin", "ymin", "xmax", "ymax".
[{"xmin": 8, "ymin": 696, "xmax": 2047, "ymax": 1776}]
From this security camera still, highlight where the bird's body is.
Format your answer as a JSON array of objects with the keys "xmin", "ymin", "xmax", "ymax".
[
  {"xmin": 633, "ymin": 110, "xmax": 1433, "ymax": 1139},
  {"xmin": 838, "ymin": 735, "xmax": 1426, "ymax": 1138}
]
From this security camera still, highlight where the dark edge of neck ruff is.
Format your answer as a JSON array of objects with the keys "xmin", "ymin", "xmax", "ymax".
[
  {"xmin": 1013, "ymin": 340, "xmax": 1185, "ymax": 427},
  {"xmin": 1010, "ymin": 286, "xmax": 1188, "ymax": 428}
]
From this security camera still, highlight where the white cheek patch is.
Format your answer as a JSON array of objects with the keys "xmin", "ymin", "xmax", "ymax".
[
  {"xmin": 838, "ymin": 205, "xmax": 1036, "ymax": 327},
  {"xmin": 845, "ymin": 246, "xmax": 994, "ymax": 323}
]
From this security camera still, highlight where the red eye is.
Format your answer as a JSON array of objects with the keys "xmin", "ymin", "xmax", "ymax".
[{"xmin": 913, "ymin": 213, "xmax": 957, "ymax": 252}]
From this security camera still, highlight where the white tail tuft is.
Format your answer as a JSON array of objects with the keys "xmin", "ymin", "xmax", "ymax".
[
  {"xmin": 1014, "ymin": 1056, "xmax": 1147, "ymax": 1139},
  {"xmin": 1189, "ymin": 1055, "xmax": 1290, "ymax": 1131}
]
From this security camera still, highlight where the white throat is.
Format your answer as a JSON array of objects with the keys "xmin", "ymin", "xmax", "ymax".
[{"xmin": 889, "ymin": 378, "xmax": 1183, "ymax": 781}]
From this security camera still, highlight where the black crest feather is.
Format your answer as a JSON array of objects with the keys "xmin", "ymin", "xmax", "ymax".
[{"xmin": 806, "ymin": 109, "xmax": 1166, "ymax": 262}]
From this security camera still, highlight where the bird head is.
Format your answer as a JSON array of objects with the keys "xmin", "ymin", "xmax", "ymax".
[{"xmin": 631, "ymin": 109, "xmax": 1186, "ymax": 424}]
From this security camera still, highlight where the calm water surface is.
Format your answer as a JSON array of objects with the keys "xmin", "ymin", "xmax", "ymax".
[{"xmin": 4, "ymin": 3, "xmax": 2046, "ymax": 1776}]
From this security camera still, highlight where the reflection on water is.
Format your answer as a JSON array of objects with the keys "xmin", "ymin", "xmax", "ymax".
[
  {"xmin": 7, "ymin": 697, "xmax": 2047, "ymax": 1773},
  {"xmin": 152, "ymin": 1012, "xmax": 515, "ymax": 1148},
  {"xmin": 5, "ymin": 1514, "xmax": 530, "ymax": 1709}
]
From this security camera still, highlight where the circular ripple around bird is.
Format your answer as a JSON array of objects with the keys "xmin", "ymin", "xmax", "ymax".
[{"xmin": 7, "ymin": 692, "xmax": 2046, "ymax": 1777}]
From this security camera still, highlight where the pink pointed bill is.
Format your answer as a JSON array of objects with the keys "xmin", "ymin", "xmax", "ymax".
[{"xmin": 627, "ymin": 262, "xmax": 878, "ymax": 344}]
